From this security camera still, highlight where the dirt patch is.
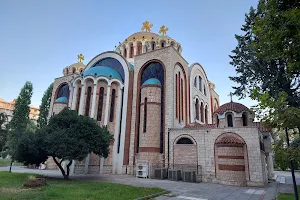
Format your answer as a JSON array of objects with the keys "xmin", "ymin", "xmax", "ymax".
[{"xmin": 24, "ymin": 178, "xmax": 46, "ymax": 188}]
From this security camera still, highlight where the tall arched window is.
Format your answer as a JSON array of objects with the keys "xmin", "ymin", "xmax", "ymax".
[
  {"xmin": 205, "ymin": 105, "xmax": 208, "ymax": 124},
  {"xmin": 198, "ymin": 76, "xmax": 202, "ymax": 92},
  {"xmin": 129, "ymin": 43, "xmax": 134, "ymax": 58},
  {"xmin": 175, "ymin": 74, "xmax": 178, "ymax": 119},
  {"xmin": 242, "ymin": 112, "xmax": 248, "ymax": 126},
  {"xmin": 151, "ymin": 42, "xmax": 155, "ymax": 50},
  {"xmin": 72, "ymin": 68, "xmax": 76, "ymax": 73},
  {"xmin": 85, "ymin": 86, "xmax": 92, "ymax": 116},
  {"xmin": 97, "ymin": 87, "xmax": 104, "ymax": 121},
  {"xmin": 181, "ymin": 78, "xmax": 184, "ymax": 121},
  {"xmin": 143, "ymin": 98, "xmax": 147, "ymax": 133},
  {"xmin": 137, "ymin": 42, "xmax": 142, "ymax": 55},
  {"xmin": 76, "ymin": 87, "xmax": 81, "ymax": 111},
  {"xmin": 109, "ymin": 89, "xmax": 116, "ymax": 122},
  {"xmin": 195, "ymin": 99, "xmax": 199, "ymax": 120},
  {"xmin": 123, "ymin": 47, "xmax": 127, "ymax": 58},
  {"xmin": 194, "ymin": 77, "xmax": 197, "ymax": 87},
  {"xmin": 200, "ymin": 102, "xmax": 204, "ymax": 122},
  {"xmin": 204, "ymin": 86, "xmax": 206, "ymax": 96},
  {"xmin": 227, "ymin": 114, "xmax": 233, "ymax": 127},
  {"xmin": 215, "ymin": 115, "xmax": 220, "ymax": 127},
  {"xmin": 161, "ymin": 41, "xmax": 165, "ymax": 48}
]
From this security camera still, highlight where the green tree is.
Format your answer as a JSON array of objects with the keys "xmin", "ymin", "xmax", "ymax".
[
  {"xmin": 0, "ymin": 112, "xmax": 8, "ymax": 152},
  {"xmin": 37, "ymin": 83, "xmax": 53, "ymax": 129},
  {"xmin": 43, "ymin": 108, "xmax": 113, "ymax": 179},
  {"xmin": 7, "ymin": 81, "xmax": 33, "ymax": 161}
]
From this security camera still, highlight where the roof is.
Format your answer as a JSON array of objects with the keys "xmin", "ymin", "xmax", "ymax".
[
  {"xmin": 215, "ymin": 135, "xmax": 245, "ymax": 145},
  {"xmin": 214, "ymin": 101, "xmax": 249, "ymax": 115},
  {"xmin": 142, "ymin": 78, "xmax": 161, "ymax": 86},
  {"xmin": 82, "ymin": 66, "xmax": 122, "ymax": 80},
  {"xmin": 55, "ymin": 97, "xmax": 68, "ymax": 103}
]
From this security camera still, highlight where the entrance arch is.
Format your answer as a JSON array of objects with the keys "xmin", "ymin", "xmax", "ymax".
[{"xmin": 173, "ymin": 135, "xmax": 197, "ymax": 167}]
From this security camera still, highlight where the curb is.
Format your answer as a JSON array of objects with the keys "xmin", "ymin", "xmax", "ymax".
[{"xmin": 136, "ymin": 190, "xmax": 170, "ymax": 200}]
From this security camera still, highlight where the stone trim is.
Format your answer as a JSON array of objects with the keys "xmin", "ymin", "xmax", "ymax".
[
  {"xmin": 218, "ymin": 164, "xmax": 245, "ymax": 171},
  {"xmin": 139, "ymin": 147, "xmax": 160, "ymax": 153}
]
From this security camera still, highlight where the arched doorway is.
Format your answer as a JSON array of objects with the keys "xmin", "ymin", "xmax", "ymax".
[
  {"xmin": 173, "ymin": 136, "xmax": 197, "ymax": 170},
  {"xmin": 214, "ymin": 132, "xmax": 248, "ymax": 186}
]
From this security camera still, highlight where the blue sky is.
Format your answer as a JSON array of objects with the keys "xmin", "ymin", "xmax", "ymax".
[{"xmin": 0, "ymin": 0, "xmax": 258, "ymax": 108}]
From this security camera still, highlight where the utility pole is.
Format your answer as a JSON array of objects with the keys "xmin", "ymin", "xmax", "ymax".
[{"xmin": 285, "ymin": 127, "xmax": 299, "ymax": 200}]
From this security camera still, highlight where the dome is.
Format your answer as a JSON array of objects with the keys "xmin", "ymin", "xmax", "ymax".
[
  {"xmin": 55, "ymin": 97, "xmax": 68, "ymax": 103},
  {"xmin": 142, "ymin": 78, "xmax": 161, "ymax": 86},
  {"xmin": 82, "ymin": 66, "xmax": 122, "ymax": 80},
  {"xmin": 214, "ymin": 101, "xmax": 249, "ymax": 115},
  {"xmin": 122, "ymin": 32, "xmax": 159, "ymax": 44}
]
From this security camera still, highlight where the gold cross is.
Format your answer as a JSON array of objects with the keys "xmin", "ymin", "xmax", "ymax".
[
  {"xmin": 228, "ymin": 92, "xmax": 233, "ymax": 102},
  {"xmin": 141, "ymin": 21, "xmax": 153, "ymax": 32},
  {"xmin": 159, "ymin": 25, "xmax": 168, "ymax": 36},
  {"xmin": 77, "ymin": 53, "xmax": 84, "ymax": 63}
]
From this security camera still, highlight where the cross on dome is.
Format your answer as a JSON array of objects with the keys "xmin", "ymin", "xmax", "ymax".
[
  {"xmin": 159, "ymin": 25, "xmax": 168, "ymax": 36},
  {"xmin": 141, "ymin": 21, "xmax": 153, "ymax": 32},
  {"xmin": 77, "ymin": 53, "xmax": 84, "ymax": 63}
]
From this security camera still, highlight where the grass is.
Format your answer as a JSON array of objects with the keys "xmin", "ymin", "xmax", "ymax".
[
  {"xmin": 278, "ymin": 186, "xmax": 300, "ymax": 200},
  {"xmin": 0, "ymin": 171, "xmax": 164, "ymax": 200},
  {"xmin": 0, "ymin": 159, "xmax": 23, "ymax": 167}
]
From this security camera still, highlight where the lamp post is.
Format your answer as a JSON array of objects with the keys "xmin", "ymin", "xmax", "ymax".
[{"xmin": 285, "ymin": 127, "xmax": 299, "ymax": 200}]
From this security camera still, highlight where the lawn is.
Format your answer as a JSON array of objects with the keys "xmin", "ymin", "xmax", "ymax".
[
  {"xmin": 0, "ymin": 171, "xmax": 164, "ymax": 200},
  {"xmin": 278, "ymin": 187, "xmax": 300, "ymax": 200},
  {"xmin": 0, "ymin": 159, "xmax": 23, "ymax": 167}
]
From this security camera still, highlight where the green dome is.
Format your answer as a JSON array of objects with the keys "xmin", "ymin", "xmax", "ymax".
[
  {"xmin": 83, "ymin": 66, "xmax": 122, "ymax": 80},
  {"xmin": 142, "ymin": 78, "xmax": 161, "ymax": 86}
]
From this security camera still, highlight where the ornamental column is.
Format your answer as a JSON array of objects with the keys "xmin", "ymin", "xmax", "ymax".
[
  {"xmin": 90, "ymin": 83, "xmax": 98, "ymax": 119},
  {"xmin": 68, "ymin": 84, "xmax": 74, "ymax": 108},
  {"xmin": 103, "ymin": 84, "xmax": 111, "ymax": 125},
  {"xmin": 78, "ymin": 83, "xmax": 86, "ymax": 115},
  {"xmin": 71, "ymin": 85, "xmax": 78, "ymax": 110},
  {"xmin": 112, "ymin": 86, "xmax": 124, "ymax": 174}
]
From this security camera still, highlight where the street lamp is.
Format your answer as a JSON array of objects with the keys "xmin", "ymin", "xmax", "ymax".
[{"xmin": 285, "ymin": 127, "xmax": 299, "ymax": 200}]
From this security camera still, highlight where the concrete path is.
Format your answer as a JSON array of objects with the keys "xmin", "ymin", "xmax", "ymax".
[
  {"xmin": 0, "ymin": 166, "xmax": 277, "ymax": 200},
  {"xmin": 275, "ymin": 170, "xmax": 300, "ymax": 185}
]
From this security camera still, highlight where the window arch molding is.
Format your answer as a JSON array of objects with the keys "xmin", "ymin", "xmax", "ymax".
[
  {"xmin": 225, "ymin": 112, "xmax": 234, "ymax": 127},
  {"xmin": 174, "ymin": 134, "xmax": 197, "ymax": 145}
]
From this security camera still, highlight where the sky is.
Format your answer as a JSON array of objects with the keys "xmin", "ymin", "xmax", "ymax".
[{"xmin": 0, "ymin": 0, "xmax": 259, "ymax": 108}]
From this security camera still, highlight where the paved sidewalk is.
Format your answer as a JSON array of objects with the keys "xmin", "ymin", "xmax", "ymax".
[{"xmin": 0, "ymin": 166, "xmax": 277, "ymax": 200}]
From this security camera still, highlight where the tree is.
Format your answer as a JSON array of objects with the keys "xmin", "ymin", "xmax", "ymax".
[
  {"xmin": 7, "ymin": 81, "xmax": 33, "ymax": 161},
  {"xmin": 43, "ymin": 108, "xmax": 113, "ymax": 179},
  {"xmin": 37, "ymin": 83, "xmax": 53, "ymax": 129},
  {"xmin": 0, "ymin": 113, "xmax": 8, "ymax": 152}
]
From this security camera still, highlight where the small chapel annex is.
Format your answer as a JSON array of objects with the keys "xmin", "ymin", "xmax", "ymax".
[{"xmin": 47, "ymin": 21, "xmax": 274, "ymax": 187}]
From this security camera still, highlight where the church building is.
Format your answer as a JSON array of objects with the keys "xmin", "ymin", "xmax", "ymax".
[{"xmin": 48, "ymin": 21, "xmax": 273, "ymax": 187}]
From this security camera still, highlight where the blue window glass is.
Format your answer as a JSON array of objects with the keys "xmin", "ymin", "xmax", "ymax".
[
  {"xmin": 91, "ymin": 57, "xmax": 125, "ymax": 82},
  {"xmin": 56, "ymin": 84, "xmax": 69, "ymax": 99}
]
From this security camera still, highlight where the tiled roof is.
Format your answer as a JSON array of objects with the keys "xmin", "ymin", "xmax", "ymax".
[
  {"xmin": 215, "ymin": 135, "xmax": 245, "ymax": 145},
  {"xmin": 214, "ymin": 101, "xmax": 249, "ymax": 115}
]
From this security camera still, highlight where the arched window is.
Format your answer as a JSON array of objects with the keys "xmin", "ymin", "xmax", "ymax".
[
  {"xmin": 195, "ymin": 99, "xmax": 199, "ymax": 120},
  {"xmin": 205, "ymin": 105, "xmax": 208, "ymax": 124},
  {"xmin": 143, "ymin": 98, "xmax": 147, "ymax": 132},
  {"xmin": 76, "ymin": 87, "xmax": 81, "ymax": 111},
  {"xmin": 72, "ymin": 68, "xmax": 76, "ymax": 73},
  {"xmin": 242, "ymin": 112, "xmax": 248, "ymax": 126},
  {"xmin": 181, "ymin": 78, "xmax": 184, "ymax": 121},
  {"xmin": 198, "ymin": 76, "xmax": 202, "ymax": 92},
  {"xmin": 227, "ymin": 114, "xmax": 233, "ymax": 127},
  {"xmin": 97, "ymin": 87, "xmax": 104, "ymax": 121},
  {"xmin": 171, "ymin": 41, "xmax": 174, "ymax": 46},
  {"xmin": 215, "ymin": 115, "xmax": 220, "ymax": 127},
  {"xmin": 123, "ymin": 47, "xmax": 127, "ymax": 58},
  {"xmin": 176, "ymin": 137, "xmax": 193, "ymax": 144},
  {"xmin": 204, "ymin": 86, "xmax": 206, "ymax": 96},
  {"xmin": 85, "ymin": 86, "xmax": 92, "ymax": 116},
  {"xmin": 194, "ymin": 77, "xmax": 197, "ymax": 87},
  {"xmin": 175, "ymin": 74, "xmax": 178, "ymax": 119},
  {"xmin": 200, "ymin": 102, "xmax": 204, "ymax": 122},
  {"xmin": 109, "ymin": 89, "xmax": 116, "ymax": 122},
  {"xmin": 161, "ymin": 41, "xmax": 165, "ymax": 48},
  {"xmin": 80, "ymin": 69, "xmax": 83, "ymax": 73},
  {"xmin": 129, "ymin": 43, "xmax": 134, "ymax": 58},
  {"xmin": 56, "ymin": 83, "xmax": 69, "ymax": 100},
  {"xmin": 151, "ymin": 42, "xmax": 155, "ymax": 50},
  {"xmin": 137, "ymin": 42, "xmax": 142, "ymax": 55}
]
